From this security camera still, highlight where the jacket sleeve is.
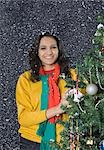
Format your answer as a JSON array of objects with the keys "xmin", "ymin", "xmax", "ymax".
[
  {"xmin": 15, "ymin": 73, "xmax": 47, "ymax": 127},
  {"xmin": 70, "ymin": 68, "xmax": 86, "ymax": 94},
  {"xmin": 70, "ymin": 68, "xmax": 77, "ymax": 81}
]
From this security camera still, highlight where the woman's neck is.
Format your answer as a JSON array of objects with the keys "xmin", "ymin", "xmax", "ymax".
[{"xmin": 43, "ymin": 65, "xmax": 55, "ymax": 71}]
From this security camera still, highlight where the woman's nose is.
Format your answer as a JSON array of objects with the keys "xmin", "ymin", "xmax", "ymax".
[{"xmin": 46, "ymin": 48, "xmax": 52, "ymax": 54}]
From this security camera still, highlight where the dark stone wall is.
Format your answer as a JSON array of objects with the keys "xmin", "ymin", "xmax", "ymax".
[{"xmin": 0, "ymin": 0, "xmax": 103, "ymax": 149}]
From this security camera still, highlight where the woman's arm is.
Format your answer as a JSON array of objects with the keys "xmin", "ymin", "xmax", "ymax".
[
  {"xmin": 16, "ymin": 72, "xmax": 69, "ymax": 127},
  {"xmin": 16, "ymin": 73, "xmax": 47, "ymax": 127},
  {"xmin": 46, "ymin": 90, "xmax": 69, "ymax": 119}
]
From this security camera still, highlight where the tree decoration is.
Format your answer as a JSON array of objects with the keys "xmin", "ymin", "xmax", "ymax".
[
  {"xmin": 52, "ymin": 16, "xmax": 104, "ymax": 150},
  {"xmin": 86, "ymin": 83, "xmax": 98, "ymax": 95}
]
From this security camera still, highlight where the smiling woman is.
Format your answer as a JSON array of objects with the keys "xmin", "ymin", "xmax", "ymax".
[
  {"xmin": 38, "ymin": 36, "xmax": 59, "ymax": 71},
  {"xmin": 15, "ymin": 32, "xmax": 76, "ymax": 150}
]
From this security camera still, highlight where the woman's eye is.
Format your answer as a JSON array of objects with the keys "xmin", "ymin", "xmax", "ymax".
[
  {"xmin": 41, "ymin": 47, "xmax": 46, "ymax": 50},
  {"xmin": 51, "ymin": 46, "xmax": 57, "ymax": 49}
]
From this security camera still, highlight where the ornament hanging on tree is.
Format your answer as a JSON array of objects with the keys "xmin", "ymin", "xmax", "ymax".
[
  {"xmin": 101, "ymin": 46, "xmax": 104, "ymax": 53},
  {"xmin": 99, "ymin": 140, "xmax": 104, "ymax": 150},
  {"xmin": 100, "ymin": 46, "xmax": 104, "ymax": 71},
  {"xmin": 86, "ymin": 83, "xmax": 98, "ymax": 95},
  {"xmin": 73, "ymin": 88, "xmax": 83, "ymax": 103},
  {"xmin": 97, "ymin": 23, "xmax": 104, "ymax": 29},
  {"xmin": 86, "ymin": 139, "xmax": 93, "ymax": 145}
]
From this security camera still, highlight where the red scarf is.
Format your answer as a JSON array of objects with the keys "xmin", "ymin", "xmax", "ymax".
[{"xmin": 39, "ymin": 63, "xmax": 61, "ymax": 123}]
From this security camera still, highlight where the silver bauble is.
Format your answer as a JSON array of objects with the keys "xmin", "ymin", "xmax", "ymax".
[{"xmin": 86, "ymin": 84, "xmax": 98, "ymax": 95}]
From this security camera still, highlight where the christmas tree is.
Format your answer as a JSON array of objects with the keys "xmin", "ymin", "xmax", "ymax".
[{"xmin": 53, "ymin": 16, "xmax": 104, "ymax": 150}]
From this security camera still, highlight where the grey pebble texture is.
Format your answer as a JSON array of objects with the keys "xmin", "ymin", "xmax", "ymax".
[{"xmin": 0, "ymin": 0, "xmax": 103, "ymax": 149}]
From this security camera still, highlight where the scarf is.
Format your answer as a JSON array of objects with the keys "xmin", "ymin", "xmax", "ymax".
[{"xmin": 37, "ymin": 64, "xmax": 61, "ymax": 150}]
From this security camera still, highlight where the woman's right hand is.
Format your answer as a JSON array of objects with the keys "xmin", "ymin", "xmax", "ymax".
[
  {"xmin": 46, "ymin": 89, "xmax": 71, "ymax": 119},
  {"xmin": 56, "ymin": 89, "xmax": 71, "ymax": 115}
]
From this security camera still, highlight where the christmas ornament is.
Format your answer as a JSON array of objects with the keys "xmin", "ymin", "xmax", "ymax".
[
  {"xmin": 59, "ymin": 73, "xmax": 65, "ymax": 79},
  {"xmin": 101, "ymin": 46, "xmax": 104, "ymax": 53},
  {"xmin": 96, "ymin": 66, "xmax": 104, "ymax": 90},
  {"xmin": 73, "ymin": 88, "xmax": 83, "ymax": 103},
  {"xmin": 86, "ymin": 139, "xmax": 93, "ymax": 145},
  {"xmin": 86, "ymin": 84, "xmax": 98, "ymax": 95},
  {"xmin": 99, "ymin": 140, "xmax": 104, "ymax": 150},
  {"xmin": 97, "ymin": 23, "xmax": 104, "ymax": 29},
  {"xmin": 95, "ymin": 30, "xmax": 102, "ymax": 36}
]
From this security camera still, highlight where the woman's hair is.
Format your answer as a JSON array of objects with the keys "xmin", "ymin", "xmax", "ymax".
[{"xmin": 29, "ymin": 32, "xmax": 69, "ymax": 82}]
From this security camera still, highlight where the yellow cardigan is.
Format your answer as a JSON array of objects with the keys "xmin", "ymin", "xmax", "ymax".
[{"xmin": 15, "ymin": 69, "xmax": 76, "ymax": 143}]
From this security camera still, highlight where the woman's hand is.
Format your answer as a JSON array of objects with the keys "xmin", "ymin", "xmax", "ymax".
[
  {"xmin": 56, "ymin": 89, "xmax": 71, "ymax": 115},
  {"xmin": 46, "ymin": 89, "xmax": 71, "ymax": 119}
]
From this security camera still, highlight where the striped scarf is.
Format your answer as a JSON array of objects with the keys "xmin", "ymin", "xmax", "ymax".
[{"xmin": 37, "ymin": 64, "xmax": 61, "ymax": 150}]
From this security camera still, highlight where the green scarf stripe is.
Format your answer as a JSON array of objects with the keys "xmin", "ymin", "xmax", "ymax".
[
  {"xmin": 37, "ymin": 75, "xmax": 56, "ymax": 150},
  {"xmin": 40, "ymin": 75, "xmax": 49, "ymax": 110},
  {"xmin": 37, "ymin": 75, "xmax": 48, "ymax": 137}
]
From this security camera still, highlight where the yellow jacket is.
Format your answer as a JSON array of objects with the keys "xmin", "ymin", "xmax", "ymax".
[{"xmin": 16, "ymin": 69, "xmax": 76, "ymax": 143}]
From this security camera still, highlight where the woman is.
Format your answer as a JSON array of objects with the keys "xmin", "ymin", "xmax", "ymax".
[{"xmin": 16, "ymin": 32, "xmax": 76, "ymax": 150}]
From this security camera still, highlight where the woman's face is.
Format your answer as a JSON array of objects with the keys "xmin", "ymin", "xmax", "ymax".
[{"xmin": 38, "ymin": 36, "xmax": 59, "ymax": 70}]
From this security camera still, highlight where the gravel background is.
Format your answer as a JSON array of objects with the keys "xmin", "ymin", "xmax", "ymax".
[{"xmin": 0, "ymin": 0, "xmax": 103, "ymax": 149}]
